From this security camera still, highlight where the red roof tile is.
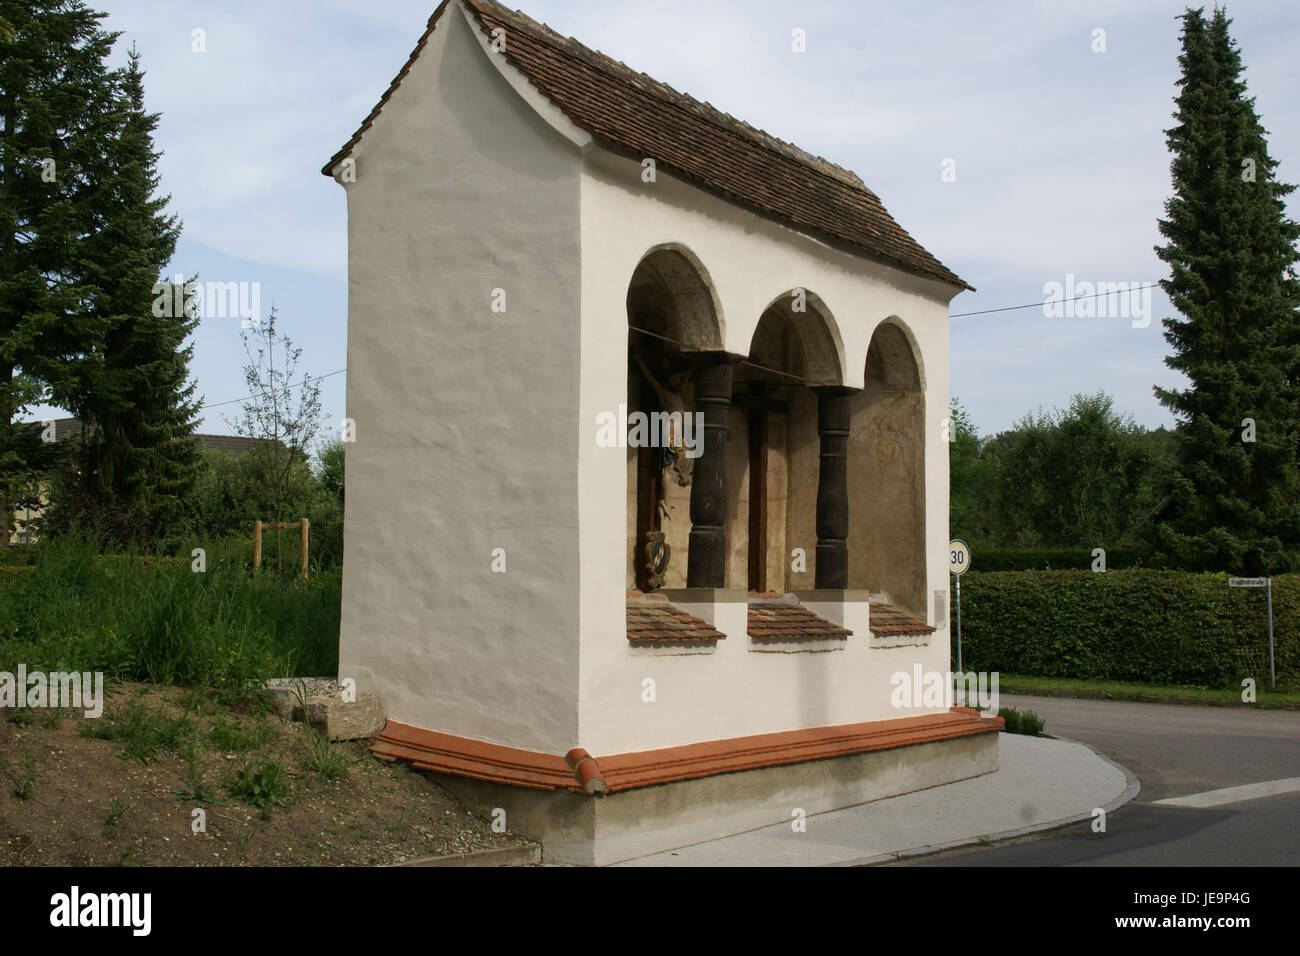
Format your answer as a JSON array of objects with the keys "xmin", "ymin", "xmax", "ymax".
[
  {"xmin": 627, "ymin": 594, "xmax": 724, "ymax": 644},
  {"xmin": 748, "ymin": 593, "xmax": 852, "ymax": 641},
  {"xmin": 323, "ymin": 0, "xmax": 970, "ymax": 292},
  {"xmin": 869, "ymin": 601, "xmax": 936, "ymax": 636}
]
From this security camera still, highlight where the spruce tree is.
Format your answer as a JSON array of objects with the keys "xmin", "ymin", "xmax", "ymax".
[
  {"xmin": 1152, "ymin": 6, "xmax": 1300, "ymax": 574},
  {"xmin": 62, "ymin": 46, "xmax": 198, "ymax": 539},
  {"xmin": 0, "ymin": 0, "xmax": 119, "ymax": 543}
]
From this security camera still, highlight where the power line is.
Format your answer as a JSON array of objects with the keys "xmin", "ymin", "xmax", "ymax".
[
  {"xmin": 199, "ymin": 368, "xmax": 347, "ymax": 410},
  {"xmin": 951, "ymin": 282, "xmax": 1162, "ymax": 318},
  {"xmin": 202, "ymin": 283, "xmax": 1161, "ymax": 408}
]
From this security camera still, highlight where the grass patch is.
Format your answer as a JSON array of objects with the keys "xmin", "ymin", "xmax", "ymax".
[
  {"xmin": 79, "ymin": 698, "xmax": 198, "ymax": 765},
  {"xmin": 80, "ymin": 698, "xmax": 161, "ymax": 765},
  {"xmin": 209, "ymin": 717, "xmax": 276, "ymax": 754},
  {"xmin": 178, "ymin": 688, "xmax": 207, "ymax": 717},
  {"xmin": 300, "ymin": 728, "xmax": 350, "ymax": 781},
  {"xmin": 14, "ymin": 751, "xmax": 37, "ymax": 799},
  {"xmin": 103, "ymin": 799, "xmax": 126, "ymax": 840},
  {"xmin": 287, "ymin": 680, "xmax": 350, "ymax": 781},
  {"xmin": 997, "ymin": 674, "xmax": 1300, "ymax": 709},
  {"xmin": 0, "ymin": 534, "xmax": 339, "ymax": 688}
]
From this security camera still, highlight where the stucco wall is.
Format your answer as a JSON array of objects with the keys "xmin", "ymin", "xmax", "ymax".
[
  {"xmin": 849, "ymin": 389, "xmax": 927, "ymax": 614},
  {"xmin": 579, "ymin": 149, "xmax": 960, "ymax": 755},
  {"xmin": 336, "ymin": 8, "xmax": 583, "ymax": 752}
]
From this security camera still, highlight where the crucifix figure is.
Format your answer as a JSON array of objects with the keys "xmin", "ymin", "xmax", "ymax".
[{"xmin": 632, "ymin": 351, "xmax": 694, "ymax": 504}]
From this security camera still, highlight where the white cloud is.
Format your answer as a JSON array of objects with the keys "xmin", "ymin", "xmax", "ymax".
[{"xmin": 76, "ymin": 0, "xmax": 1300, "ymax": 434}]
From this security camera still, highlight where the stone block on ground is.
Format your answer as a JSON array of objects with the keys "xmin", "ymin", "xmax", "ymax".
[
  {"xmin": 260, "ymin": 677, "xmax": 340, "ymax": 720},
  {"xmin": 305, "ymin": 692, "xmax": 386, "ymax": 741}
]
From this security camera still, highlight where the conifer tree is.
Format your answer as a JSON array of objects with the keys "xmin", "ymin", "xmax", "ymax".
[
  {"xmin": 1152, "ymin": 6, "xmax": 1300, "ymax": 573},
  {"xmin": 62, "ymin": 47, "xmax": 198, "ymax": 538},
  {"xmin": 0, "ymin": 0, "xmax": 119, "ymax": 543}
]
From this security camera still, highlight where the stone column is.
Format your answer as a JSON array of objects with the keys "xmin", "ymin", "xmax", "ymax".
[
  {"xmin": 687, "ymin": 356, "xmax": 734, "ymax": 588},
  {"xmin": 814, "ymin": 387, "xmax": 854, "ymax": 589}
]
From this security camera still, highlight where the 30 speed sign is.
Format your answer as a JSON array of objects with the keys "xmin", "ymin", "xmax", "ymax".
[{"xmin": 948, "ymin": 539, "xmax": 971, "ymax": 575}]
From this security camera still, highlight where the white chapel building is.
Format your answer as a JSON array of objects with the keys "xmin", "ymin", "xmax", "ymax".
[{"xmin": 324, "ymin": 0, "xmax": 998, "ymax": 864}]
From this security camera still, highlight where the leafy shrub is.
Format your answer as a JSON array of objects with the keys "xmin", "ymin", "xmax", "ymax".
[
  {"xmin": 1019, "ymin": 710, "xmax": 1046, "ymax": 735},
  {"xmin": 229, "ymin": 760, "xmax": 290, "ymax": 813},
  {"xmin": 996, "ymin": 707, "xmax": 1046, "ymax": 736},
  {"xmin": 997, "ymin": 707, "xmax": 1020, "ymax": 734}
]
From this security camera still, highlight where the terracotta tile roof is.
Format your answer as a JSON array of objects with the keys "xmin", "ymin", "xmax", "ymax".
[
  {"xmin": 869, "ymin": 601, "xmax": 936, "ymax": 636},
  {"xmin": 748, "ymin": 593, "xmax": 852, "ymax": 641},
  {"xmin": 322, "ymin": 0, "xmax": 971, "ymax": 292},
  {"xmin": 370, "ymin": 709, "xmax": 1000, "ymax": 794},
  {"xmin": 627, "ymin": 592, "xmax": 724, "ymax": 644}
]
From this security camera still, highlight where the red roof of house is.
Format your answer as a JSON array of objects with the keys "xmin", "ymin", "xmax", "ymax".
[{"xmin": 323, "ymin": 0, "xmax": 971, "ymax": 291}]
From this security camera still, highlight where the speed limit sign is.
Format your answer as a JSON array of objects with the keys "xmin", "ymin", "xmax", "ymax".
[
  {"xmin": 948, "ymin": 539, "xmax": 971, "ymax": 575},
  {"xmin": 948, "ymin": 539, "xmax": 970, "ymax": 672}
]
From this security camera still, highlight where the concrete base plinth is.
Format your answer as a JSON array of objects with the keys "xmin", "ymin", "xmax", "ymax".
[{"xmin": 430, "ymin": 731, "xmax": 998, "ymax": 866}]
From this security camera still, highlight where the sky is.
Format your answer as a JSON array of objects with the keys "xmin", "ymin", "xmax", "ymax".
[{"xmin": 27, "ymin": 0, "xmax": 1300, "ymax": 440}]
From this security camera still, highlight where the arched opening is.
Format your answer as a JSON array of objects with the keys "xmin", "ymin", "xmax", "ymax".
[
  {"xmin": 625, "ymin": 247, "xmax": 723, "ymax": 591},
  {"xmin": 847, "ymin": 319, "xmax": 926, "ymax": 615},
  {"xmin": 736, "ymin": 292, "xmax": 844, "ymax": 593}
]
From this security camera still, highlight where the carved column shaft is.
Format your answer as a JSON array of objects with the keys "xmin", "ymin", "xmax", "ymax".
[
  {"xmin": 687, "ymin": 357, "xmax": 734, "ymax": 588},
  {"xmin": 815, "ymin": 387, "xmax": 854, "ymax": 589}
]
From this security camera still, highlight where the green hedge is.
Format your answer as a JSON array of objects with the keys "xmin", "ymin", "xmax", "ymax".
[
  {"xmin": 961, "ymin": 546, "xmax": 1149, "ymax": 572},
  {"xmin": 958, "ymin": 570, "xmax": 1297, "ymax": 689}
]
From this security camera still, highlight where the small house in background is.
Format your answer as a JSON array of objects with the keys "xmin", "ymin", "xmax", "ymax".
[
  {"xmin": 326, "ymin": 0, "xmax": 997, "ymax": 864},
  {"xmin": 7, "ymin": 418, "xmax": 272, "ymax": 545}
]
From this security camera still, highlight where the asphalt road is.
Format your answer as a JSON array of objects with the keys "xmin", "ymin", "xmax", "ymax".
[{"xmin": 895, "ymin": 694, "xmax": 1300, "ymax": 867}]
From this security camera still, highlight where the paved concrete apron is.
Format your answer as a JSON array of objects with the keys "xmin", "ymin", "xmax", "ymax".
[{"xmin": 618, "ymin": 733, "xmax": 1131, "ymax": 866}]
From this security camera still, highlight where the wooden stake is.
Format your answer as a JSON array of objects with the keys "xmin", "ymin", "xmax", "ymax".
[
  {"xmin": 300, "ymin": 517, "xmax": 310, "ymax": 579},
  {"xmin": 253, "ymin": 520, "xmax": 262, "ymax": 575}
]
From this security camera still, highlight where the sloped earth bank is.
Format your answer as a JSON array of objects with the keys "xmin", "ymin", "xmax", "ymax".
[{"xmin": 0, "ymin": 682, "xmax": 534, "ymax": 866}]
